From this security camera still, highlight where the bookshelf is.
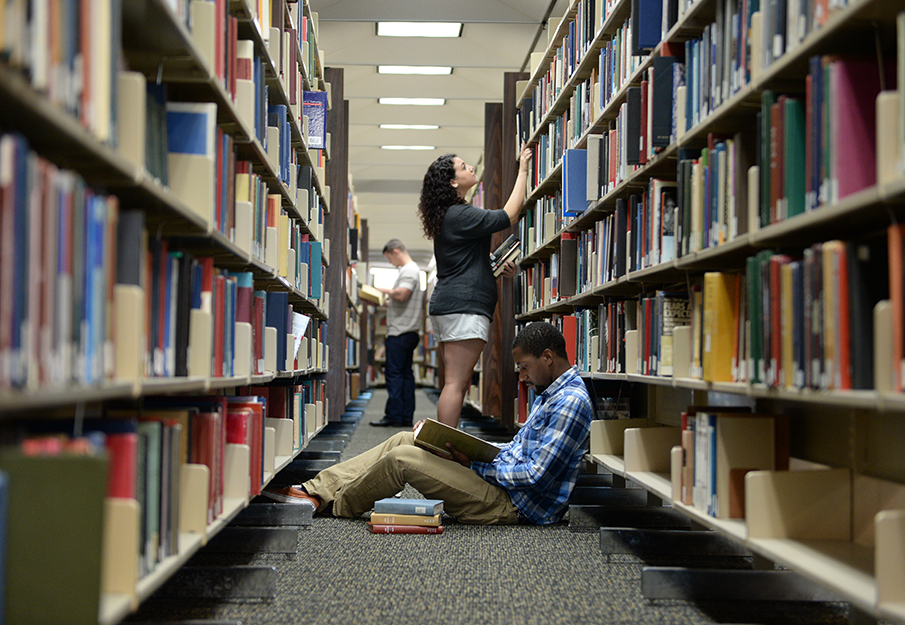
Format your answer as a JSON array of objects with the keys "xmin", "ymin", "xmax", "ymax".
[
  {"xmin": 0, "ymin": 0, "xmax": 349, "ymax": 622},
  {"xmin": 512, "ymin": 0, "xmax": 905, "ymax": 619}
]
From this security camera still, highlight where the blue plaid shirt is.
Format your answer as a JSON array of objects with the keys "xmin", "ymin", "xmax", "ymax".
[{"xmin": 471, "ymin": 366, "xmax": 593, "ymax": 525}]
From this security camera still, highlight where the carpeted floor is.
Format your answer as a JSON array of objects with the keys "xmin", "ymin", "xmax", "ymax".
[{"xmin": 126, "ymin": 388, "xmax": 863, "ymax": 625}]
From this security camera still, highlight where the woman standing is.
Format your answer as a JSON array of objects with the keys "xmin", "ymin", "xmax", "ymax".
[{"xmin": 418, "ymin": 145, "xmax": 532, "ymax": 427}]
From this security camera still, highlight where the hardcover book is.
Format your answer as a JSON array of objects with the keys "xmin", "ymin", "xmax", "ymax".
[
  {"xmin": 373, "ymin": 497, "xmax": 444, "ymax": 516},
  {"xmin": 358, "ymin": 284, "xmax": 385, "ymax": 306},
  {"xmin": 413, "ymin": 419, "xmax": 500, "ymax": 463},
  {"xmin": 369, "ymin": 512, "xmax": 442, "ymax": 527},
  {"xmin": 367, "ymin": 523, "xmax": 443, "ymax": 534}
]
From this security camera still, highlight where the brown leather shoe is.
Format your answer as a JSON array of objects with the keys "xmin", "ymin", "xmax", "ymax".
[{"xmin": 262, "ymin": 486, "xmax": 320, "ymax": 510}]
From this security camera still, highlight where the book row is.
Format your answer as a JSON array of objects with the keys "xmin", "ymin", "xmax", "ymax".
[
  {"xmin": 121, "ymin": 70, "xmax": 327, "ymax": 241},
  {"xmin": 0, "ymin": 134, "xmax": 328, "ymax": 390},
  {"xmin": 0, "ymin": 383, "xmax": 326, "ymax": 623},
  {"xmin": 519, "ymin": 0, "xmax": 612, "ymax": 137},
  {"xmin": 1, "ymin": 0, "xmax": 122, "ymax": 144},
  {"xmin": 522, "ymin": 15, "xmax": 648, "ymax": 190},
  {"xmin": 519, "ymin": 53, "xmax": 895, "ymax": 302},
  {"xmin": 546, "ymin": 228, "xmax": 896, "ymax": 393}
]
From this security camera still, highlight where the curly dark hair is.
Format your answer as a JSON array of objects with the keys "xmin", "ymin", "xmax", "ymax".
[
  {"xmin": 512, "ymin": 322, "xmax": 568, "ymax": 359},
  {"xmin": 418, "ymin": 153, "xmax": 462, "ymax": 240}
]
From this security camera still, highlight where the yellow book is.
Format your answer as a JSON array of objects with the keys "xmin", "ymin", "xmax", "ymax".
[
  {"xmin": 702, "ymin": 272, "xmax": 739, "ymax": 382},
  {"xmin": 822, "ymin": 240, "xmax": 844, "ymax": 389},
  {"xmin": 358, "ymin": 284, "xmax": 385, "ymax": 306},
  {"xmin": 369, "ymin": 512, "xmax": 442, "ymax": 527},
  {"xmin": 413, "ymin": 419, "xmax": 500, "ymax": 463}
]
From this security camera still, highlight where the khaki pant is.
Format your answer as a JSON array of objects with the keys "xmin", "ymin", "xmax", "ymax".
[{"xmin": 303, "ymin": 432, "xmax": 520, "ymax": 524}]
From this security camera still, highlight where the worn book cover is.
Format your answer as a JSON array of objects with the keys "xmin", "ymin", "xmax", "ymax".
[
  {"xmin": 367, "ymin": 523, "xmax": 443, "ymax": 534},
  {"xmin": 373, "ymin": 497, "xmax": 444, "ymax": 516},
  {"xmin": 370, "ymin": 512, "xmax": 442, "ymax": 526},
  {"xmin": 413, "ymin": 419, "xmax": 499, "ymax": 464}
]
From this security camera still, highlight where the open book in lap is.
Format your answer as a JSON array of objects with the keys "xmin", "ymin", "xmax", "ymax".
[{"xmin": 413, "ymin": 419, "xmax": 500, "ymax": 464}]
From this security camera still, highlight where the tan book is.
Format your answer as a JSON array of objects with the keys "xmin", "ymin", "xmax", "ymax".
[
  {"xmin": 358, "ymin": 284, "xmax": 385, "ymax": 306},
  {"xmin": 413, "ymin": 419, "xmax": 500, "ymax": 463},
  {"xmin": 369, "ymin": 512, "xmax": 442, "ymax": 527}
]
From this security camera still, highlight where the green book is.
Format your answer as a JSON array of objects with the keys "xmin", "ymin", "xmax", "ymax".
[
  {"xmin": 0, "ymin": 449, "xmax": 107, "ymax": 624},
  {"xmin": 783, "ymin": 97, "xmax": 806, "ymax": 218},
  {"xmin": 760, "ymin": 90, "xmax": 777, "ymax": 228}
]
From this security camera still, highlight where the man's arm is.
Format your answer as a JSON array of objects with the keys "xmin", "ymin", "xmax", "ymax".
[
  {"xmin": 472, "ymin": 393, "xmax": 591, "ymax": 491},
  {"xmin": 377, "ymin": 286, "xmax": 413, "ymax": 303}
]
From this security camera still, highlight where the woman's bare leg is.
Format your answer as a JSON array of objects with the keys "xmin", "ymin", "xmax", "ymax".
[{"xmin": 436, "ymin": 338, "xmax": 485, "ymax": 427}]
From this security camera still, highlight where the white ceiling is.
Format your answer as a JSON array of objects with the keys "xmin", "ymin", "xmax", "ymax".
[{"xmin": 313, "ymin": 0, "xmax": 571, "ymax": 268}]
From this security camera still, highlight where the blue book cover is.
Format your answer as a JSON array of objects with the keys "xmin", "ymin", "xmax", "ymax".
[
  {"xmin": 11, "ymin": 135, "xmax": 29, "ymax": 387},
  {"xmin": 265, "ymin": 291, "xmax": 289, "ymax": 369},
  {"xmin": 303, "ymin": 91, "xmax": 328, "ymax": 150},
  {"xmin": 373, "ymin": 498, "xmax": 444, "ymax": 516},
  {"xmin": 166, "ymin": 102, "xmax": 217, "ymax": 157},
  {"xmin": 562, "ymin": 149, "xmax": 587, "ymax": 217},
  {"xmin": 309, "ymin": 242, "xmax": 322, "ymax": 298},
  {"xmin": 632, "ymin": 0, "xmax": 663, "ymax": 54}
]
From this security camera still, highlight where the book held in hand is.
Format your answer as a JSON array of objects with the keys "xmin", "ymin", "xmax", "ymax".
[
  {"xmin": 489, "ymin": 234, "xmax": 521, "ymax": 277},
  {"xmin": 373, "ymin": 497, "xmax": 444, "ymax": 516},
  {"xmin": 367, "ymin": 522, "xmax": 443, "ymax": 534},
  {"xmin": 413, "ymin": 419, "xmax": 500, "ymax": 464},
  {"xmin": 358, "ymin": 284, "xmax": 385, "ymax": 306}
]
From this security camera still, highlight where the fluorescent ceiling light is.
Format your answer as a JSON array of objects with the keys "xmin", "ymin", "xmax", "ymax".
[
  {"xmin": 377, "ymin": 22, "xmax": 463, "ymax": 38},
  {"xmin": 381, "ymin": 145, "xmax": 435, "ymax": 150},
  {"xmin": 378, "ymin": 65, "xmax": 453, "ymax": 75},
  {"xmin": 379, "ymin": 97, "xmax": 445, "ymax": 106},
  {"xmin": 380, "ymin": 124, "xmax": 439, "ymax": 130}
]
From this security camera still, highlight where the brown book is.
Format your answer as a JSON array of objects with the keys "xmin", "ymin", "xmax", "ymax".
[{"xmin": 367, "ymin": 523, "xmax": 443, "ymax": 534}]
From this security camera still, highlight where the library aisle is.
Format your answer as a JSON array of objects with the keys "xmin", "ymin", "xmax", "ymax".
[{"xmin": 125, "ymin": 388, "xmax": 864, "ymax": 625}]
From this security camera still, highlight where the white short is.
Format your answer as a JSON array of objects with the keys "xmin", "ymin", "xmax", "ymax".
[{"xmin": 430, "ymin": 313, "xmax": 490, "ymax": 343}]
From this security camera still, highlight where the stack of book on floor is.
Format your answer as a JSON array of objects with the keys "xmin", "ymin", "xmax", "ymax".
[{"xmin": 368, "ymin": 497, "xmax": 444, "ymax": 534}]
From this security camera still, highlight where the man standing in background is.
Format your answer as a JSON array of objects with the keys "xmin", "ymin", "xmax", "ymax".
[{"xmin": 370, "ymin": 239, "xmax": 422, "ymax": 427}]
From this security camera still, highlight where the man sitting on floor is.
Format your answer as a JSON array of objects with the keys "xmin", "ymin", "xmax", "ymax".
[{"xmin": 263, "ymin": 321, "xmax": 594, "ymax": 525}]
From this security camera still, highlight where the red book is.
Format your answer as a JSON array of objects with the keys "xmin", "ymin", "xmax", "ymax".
[
  {"xmin": 367, "ymin": 523, "xmax": 443, "ymax": 535},
  {"xmin": 190, "ymin": 411, "xmax": 220, "ymax": 523},
  {"xmin": 561, "ymin": 315, "xmax": 578, "ymax": 366},
  {"xmin": 769, "ymin": 255, "xmax": 792, "ymax": 386},
  {"xmin": 198, "ymin": 256, "xmax": 215, "ymax": 313},
  {"xmin": 253, "ymin": 291, "xmax": 265, "ymax": 374},
  {"xmin": 228, "ymin": 397, "xmax": 265, "ymax": 496},
  {"xmin": 226, "ymin": 407, "xmax": 252, "ymax": 444},
  {"xmin": 517, "ymin": 380, "xmax": 528, "ymax": 425},
  {"xmin": 105, "ymin": 432, "xmax": 138, "ymax": 499},
  {"xmin": 830, "ymin": 58, "xmax": 890, "ymax": 202}
]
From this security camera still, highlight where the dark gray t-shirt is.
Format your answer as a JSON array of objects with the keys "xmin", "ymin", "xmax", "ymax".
[{"xmin": 429, "ymin": 204, "xmax": 511, "ymax": 319}]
